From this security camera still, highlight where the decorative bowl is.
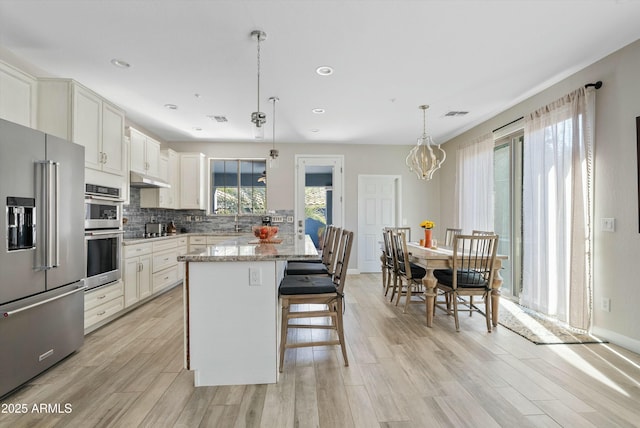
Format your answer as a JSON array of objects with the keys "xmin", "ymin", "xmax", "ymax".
[{"xmin": 252, "ymin": 225, "xmax": 279, "ymax": 242}]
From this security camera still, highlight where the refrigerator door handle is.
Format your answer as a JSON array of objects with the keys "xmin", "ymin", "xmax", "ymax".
[
  {"xmin": 1, "ymin": 283, "xmax": 86, "ymax": 318},
  {"xmin": 38, "ymin": 160, "xmax": 60, "ymax": 269},
  {"xmin": 51, "ymin": 160, "xmax": 60, "ymax": 268}
]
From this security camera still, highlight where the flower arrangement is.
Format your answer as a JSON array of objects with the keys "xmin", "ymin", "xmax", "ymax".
[{"xmin": 420, "ymin": 220, "xmax": 435, "ymax": 229}]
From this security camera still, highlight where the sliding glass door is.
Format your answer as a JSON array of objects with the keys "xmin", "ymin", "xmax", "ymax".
[{"xmin": 493, "ymin": 132, "xmax": 523, "ymax": 300}]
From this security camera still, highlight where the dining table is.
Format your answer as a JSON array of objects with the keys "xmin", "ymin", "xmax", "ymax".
[{"xmin": 406, "ymin": 241, "xmax": 507, "ymax": 328}]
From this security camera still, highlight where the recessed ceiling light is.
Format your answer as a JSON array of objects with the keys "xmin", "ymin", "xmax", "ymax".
[
  {"xmin": 312, "ymin": 108, "xmax": 325, "ymax": 114},
  {"xmin": 164, "ymin": 104, "xmax": 178, "ymax": 110},
  {"xmin": 193, "ymin": 127, "xmax": 203, "ymax": 131},
  {"xmin": 194, "ymin": 93, "xmax": 202, "ymax": 98},
  {"xmin": 316, "ymin": 66, "xmax": 333, "ymax": 76},
  {"xmin": 310, "ymin": 129, "xmax": 320, "ymax": 133},
  {"xmin": 110, "ymin": 58, "xmax": 130, "ymax": 68}
]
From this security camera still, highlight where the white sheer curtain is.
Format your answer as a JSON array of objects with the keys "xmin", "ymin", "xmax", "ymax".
[
  {"xmin": 454, "ymin": 133, "xmax": 494, "ymax": 233},
  {"xmin": 521, "ymin": 87, "xmax": 595, "ymax": 330}
]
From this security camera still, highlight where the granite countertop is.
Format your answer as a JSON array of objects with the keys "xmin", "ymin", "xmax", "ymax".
[
  {"xmin": 122, "ymin": 232, "xmax": 245, "ymax": 245},
  {"xmin": 178, "ymin": 234, "xmax": 318, "ymax": 262}
]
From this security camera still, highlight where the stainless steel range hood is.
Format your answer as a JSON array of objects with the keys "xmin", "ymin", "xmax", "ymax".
[{"xmin": 129, "ymin": 171, "xmax": 171, "ymax": 188}]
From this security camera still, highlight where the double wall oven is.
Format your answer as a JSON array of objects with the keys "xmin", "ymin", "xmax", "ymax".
[{"xmin": 84, "ymin": 184, "xmax": 123, "ymax": 291}]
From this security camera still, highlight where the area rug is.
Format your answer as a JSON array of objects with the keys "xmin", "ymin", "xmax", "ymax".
[{"xmin": 494, "ymin": 299, "xmax": 607, "ymax": 345}]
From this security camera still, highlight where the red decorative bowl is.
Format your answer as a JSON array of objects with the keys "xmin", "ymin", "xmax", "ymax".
[{"xmin": 252, "ymin": 225, "xmax": 279, "ymax": 242}]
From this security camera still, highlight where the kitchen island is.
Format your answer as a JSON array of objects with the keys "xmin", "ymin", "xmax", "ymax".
[{"xmin": 178, "ymin": 234, "xmax": 318, "ymax": 386}]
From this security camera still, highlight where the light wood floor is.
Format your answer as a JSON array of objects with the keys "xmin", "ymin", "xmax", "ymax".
[{"xmin": 2, "ymin": 274, "xmax": 640, "ymax": 427}]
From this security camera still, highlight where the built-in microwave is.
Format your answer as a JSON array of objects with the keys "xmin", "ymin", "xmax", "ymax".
[{"xmin": 84, "ymin": 184, "xmax": 123, "ymax": 230}]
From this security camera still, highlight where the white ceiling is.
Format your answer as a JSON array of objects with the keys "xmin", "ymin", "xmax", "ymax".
[{"xmin": 2, "ymin": 0, "xmax": 640, "ymax": 147}]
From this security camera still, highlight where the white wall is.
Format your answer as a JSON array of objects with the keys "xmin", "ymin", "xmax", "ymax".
[
  {"xmin": 167, "ymin": 141, "xmax": 441, "ymax": 273},
  {"xmin": 438, "ymin": 38, "xmax": 640, "ymax": 352}
]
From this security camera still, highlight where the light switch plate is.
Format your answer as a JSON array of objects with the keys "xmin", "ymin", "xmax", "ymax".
[
  {"xmin": 601, "ymin": 218, "xmax": 615, "ymax": 232},
  {"xmin": 249, "ymin": 267, "xmax": 262, "ymax": 286}
]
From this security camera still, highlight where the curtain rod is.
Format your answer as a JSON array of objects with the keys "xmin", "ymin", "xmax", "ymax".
[
  {"xmin": 492, "ymin": 81, "xmax": 603, "ymax": 133},
  {"xmin": 492, "ymin": 116, "xmax": 523, "ymax": 133}
]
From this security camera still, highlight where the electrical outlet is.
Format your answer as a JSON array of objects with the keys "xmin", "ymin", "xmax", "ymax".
[
  {"xmin": 601, "ymin": 297, "xmax": 611, "ymax": 312},
  {"xmin": 272, "ymin": 216, "xmax": 284, "ymax": 223},
  {"xmin": 249, "ymin": 267, "xmax": 262, "ymax": 286},
  {"xmin": 286, "ymin": 216, "xmax": 294, "ymax": 223},
  {"xmin": 601, "ymin": 218, "xmax": 615, "ymax": 232}
]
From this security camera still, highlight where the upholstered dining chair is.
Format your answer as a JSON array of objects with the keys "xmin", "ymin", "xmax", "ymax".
[
  {"xmin": 391, "ymin": 230, "xmax": 426, "ymax": 312},
  {"xmin": 444, "ymin": 227, "xmax": 462, "ymax": 246},
  {"xmin": 278, "ymin": 229, "xmax": 354, "ymax": 372},
  {"xmin": 285, "ymin": 225, "xmax": 340, "ymax": 276},
  {"xmin": 434, "ymin": 234, "xmax": 498, "ymax": 332}
]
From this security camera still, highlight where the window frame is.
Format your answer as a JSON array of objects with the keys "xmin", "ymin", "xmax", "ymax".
[{"xmin": 209, "ymin": 158, "xmax": 267, "ymax": 215}]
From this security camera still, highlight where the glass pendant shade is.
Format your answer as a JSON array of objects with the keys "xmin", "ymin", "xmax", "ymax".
[{"xmin": 406, "ymin": 105, "xmax": 446, "ymax": 180}]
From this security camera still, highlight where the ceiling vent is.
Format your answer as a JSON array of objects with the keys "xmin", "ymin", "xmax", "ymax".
[
  {"xmin": 207, "ymin": 115, "xmax": 228, "ymax": 122},
  {"xmin": 445, "ymin": 111, "xmax": 469, "ymax": 117}
]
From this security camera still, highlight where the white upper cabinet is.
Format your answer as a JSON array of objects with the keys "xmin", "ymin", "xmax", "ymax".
[
  {"xmin": 0, "ymin": 60, "xmax": 37, "ymax": 128},
  {"xmin": 37, "ymin": 78, "xmax": 126, "ymax": 176},
  {"xmin": 140, "ymin": 149, "xmax": 179, "ymax": 209},
  {"xmin": 180, "ymin": 152, "xmax": 206, "ymax": 210},
  {"xmin": 129, "ymin": 126, "xmax": 161, "ymax": 177}
]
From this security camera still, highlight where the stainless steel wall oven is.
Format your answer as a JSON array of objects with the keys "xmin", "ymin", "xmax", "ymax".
[{"xmin": 84, "ymin": 184, "xmax": 123, "ymax": 291}]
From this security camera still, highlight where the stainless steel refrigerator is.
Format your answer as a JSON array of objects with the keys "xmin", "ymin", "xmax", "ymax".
[{"xmin": 0, "ymin": 118, "xmax": 85, "ymax": 398}]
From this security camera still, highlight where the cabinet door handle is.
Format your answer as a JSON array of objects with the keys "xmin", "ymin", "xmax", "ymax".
[
  {"xmin": 97, "ymin": 295, "xmax": 106, "ymax": 300},
  {"xmin": 97, "ymin": 311, "xmax": 106, "ymax": 316}
]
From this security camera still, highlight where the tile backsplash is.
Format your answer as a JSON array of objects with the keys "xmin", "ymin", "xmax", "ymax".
[{"xmin": 123, "ymin": 188, "xmax": 294, "ymax": 239}]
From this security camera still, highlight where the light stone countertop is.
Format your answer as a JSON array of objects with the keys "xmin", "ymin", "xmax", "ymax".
[
  {"xmin": 178, "ymin": 234, "xmax": 318, "ymax": 262},
  {"xmin": 122, "ymin": 232, "xmax": 244, "ymax": 245}
]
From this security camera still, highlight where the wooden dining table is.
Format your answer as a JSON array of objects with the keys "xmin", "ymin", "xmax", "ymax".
[{"xmin": 406, "ymin": 242, "xmax": 507, "ymax": 328}]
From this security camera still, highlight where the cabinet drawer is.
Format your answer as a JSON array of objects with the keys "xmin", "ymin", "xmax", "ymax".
[
  {"xmin": 124, "ymin": 242, "xmax": 152, "ymax": 258},
  {"xmin": 153, "ymin": 248, "xmax": 178, "ymax": 273},
  {"xmin": 189, "ymin": 236, "xmax": 206, "ymax": 245},
  {"xmin": 153, "ymin": 238, "xmax": 178, "ymax": 252},
  {"xmin": 189, "ymin": 244, "xmax": 207, "ymax": 253},
  {"xmin": 84, "ymin": 296, "xmax": 124, "ymax": 328},
  {"xmin": 207, "ymin": 235, "xmax": 235, "ymax": 245},
  {"xmin": 85, "ymin": 281, "xmax": 124, "ymax": 311},
  {"xmin": 177, "ymin": 236, "xmax": 188, "ymax": 247},
  {"xmin": 153, "ymin": 266, "xmax": 178, "ymax": 293}
]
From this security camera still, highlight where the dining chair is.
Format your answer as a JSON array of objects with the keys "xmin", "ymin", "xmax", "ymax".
[
  {"xmin": 278, "ymin": 229, "xmax": 354, "ymax": 372},
  {"xmin": 391, "ymin": 230, "xmax": 426, "ymax": 312},
  {"xmin": 434, "ymin": 234, "xmax": 498, "ymax": 332},
  {"xmin": 382, "ymin": 228, "xmax": 399, "ymax": 299},
  {"xmin": 444, "ymin": 227, "xmax": 462, "ymax": 246},
  {"xmin": 285, "ymin": 225, "xmax": 340, "ymax": 276},
  {"xmin": 386, "ymin": 226, "xmax": 412, "ymax": 242}
]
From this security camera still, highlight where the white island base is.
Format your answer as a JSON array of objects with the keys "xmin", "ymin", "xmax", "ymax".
[{"xmin": 188, "ymin": 260, "xmax": 286, "ymax": 386}]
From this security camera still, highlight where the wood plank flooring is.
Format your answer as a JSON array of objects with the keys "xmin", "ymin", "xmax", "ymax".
[{"xmin": 2, "ymin": 274, "xmax": 640, "ymax": 427}]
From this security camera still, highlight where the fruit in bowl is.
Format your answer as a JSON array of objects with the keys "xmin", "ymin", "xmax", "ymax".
[{"xmin": 252, "ymin": 225, "xmax": 279, "ymax": 242}]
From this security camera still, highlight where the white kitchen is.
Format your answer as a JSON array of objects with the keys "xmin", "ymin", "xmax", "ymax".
[{"xmin": 3, "ymin": 1, "xmax": 640, "ymax": 427}]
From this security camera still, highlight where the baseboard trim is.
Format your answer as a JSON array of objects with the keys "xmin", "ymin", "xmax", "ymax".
[{"xmin": 591, "ymin": 326, "xmax": 640, "ymax": 354}]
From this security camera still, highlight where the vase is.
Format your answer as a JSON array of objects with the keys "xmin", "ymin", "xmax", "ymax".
[{"xmin": 424, "ymin": 228, "xmax": 432, "ymax": 248}]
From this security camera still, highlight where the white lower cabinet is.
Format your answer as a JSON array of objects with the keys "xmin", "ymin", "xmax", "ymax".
[
  {"xmin": 152, "ymin": 238, "xmax": 180, "ymax": 294},
  {"xmin": 84, "ymin": 280, "xmax": 124, "ymax": 331},
  {"xmin": 123, "ymin": 242, "xmax": 152, "ymax": 307},
  {"xmin": 189, "ymin": 235, "xmax": 207, "ymax": 253}
]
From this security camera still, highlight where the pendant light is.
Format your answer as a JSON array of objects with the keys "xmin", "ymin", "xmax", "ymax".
[
  {"xmin": 406, "ymin": 105, "xmax": 446, "ymax": 180},
  {"xmin": 268, "ymin": 96, "xmax": 279, "ymax": 168},
  {"xmin": 250, "ymin": 30, "xmax": 267, "ymax": 139}
]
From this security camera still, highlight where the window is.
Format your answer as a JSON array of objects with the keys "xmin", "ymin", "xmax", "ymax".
[{"xmin": 210, "ymin": 159, "xmax": 266, "ymax": 215}]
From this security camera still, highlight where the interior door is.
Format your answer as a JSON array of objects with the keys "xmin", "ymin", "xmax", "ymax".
[
  {"xmin": 358, "ymin": 175, "xmax": 400, "ymax": 272},
  {"xmin": 294, "ymin": 156, "xmax": 343, "ymax": 246}
]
